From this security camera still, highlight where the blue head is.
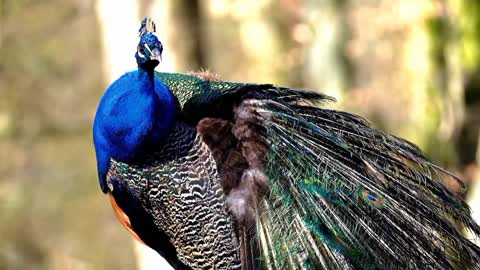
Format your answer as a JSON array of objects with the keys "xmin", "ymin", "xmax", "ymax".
[
  {"xmin": 135, "ymin": 18, "xmax": 163, "ymax": 70},
  {"xmin": 136, "ymin": 33, "xmax": 163, "ymax": 70}
]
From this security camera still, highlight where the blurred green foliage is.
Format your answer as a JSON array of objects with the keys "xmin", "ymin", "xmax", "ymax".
[{"xmin": 454, "ymin": 0, "xmax": 480, "ymax": 72}]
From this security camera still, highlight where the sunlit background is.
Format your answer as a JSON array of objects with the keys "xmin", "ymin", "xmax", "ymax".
[{"xmin": 1, "ymin": 0, "xmax": 480, "ymax": 269}]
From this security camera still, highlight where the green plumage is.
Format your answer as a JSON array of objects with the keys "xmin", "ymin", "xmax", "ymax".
[{"xmin": 155, "ymin": 72, "xmax": 241, "ymax": 113}]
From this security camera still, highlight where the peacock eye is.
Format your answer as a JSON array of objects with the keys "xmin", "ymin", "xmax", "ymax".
[{"xmin": 137, "ymin": 45, "xmax": 146, "ymax": 58}]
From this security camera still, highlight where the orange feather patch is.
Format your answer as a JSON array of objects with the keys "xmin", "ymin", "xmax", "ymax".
[{"xmin": 108, "ymin": 193, "xmax": 144, "ymax": 244}]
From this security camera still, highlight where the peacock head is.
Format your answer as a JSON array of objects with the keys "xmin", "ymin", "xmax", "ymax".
[{"xmin": 135, "ymin": 18, "xmax": 163, "ymax": 70}]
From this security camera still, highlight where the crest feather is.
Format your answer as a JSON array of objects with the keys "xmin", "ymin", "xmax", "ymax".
[{"xmin": 139, "ymin": 17, "xmax": 156, "ymax": 37}]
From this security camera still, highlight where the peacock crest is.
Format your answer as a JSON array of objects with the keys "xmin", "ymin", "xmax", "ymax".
[{"xmin": 139, "ymin": 17, "xmax": 156, "ymax": 37}]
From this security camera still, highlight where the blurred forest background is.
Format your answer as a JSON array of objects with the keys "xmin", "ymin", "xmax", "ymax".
[{"xmin": 1, "ymin": 0, "xmax": 480, "ymax": 269}]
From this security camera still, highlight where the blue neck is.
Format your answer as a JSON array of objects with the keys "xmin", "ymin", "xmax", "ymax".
[
  {"xmin": 93, "ymin": 66, "xmax": 176, "ymax": 192},
  {"xmin": 137, "ymin": 67, "xmax": 156, "ymax": 95},
  {"xmin": 139, "ymin": 66, "xmax": 154, "ymax": 78}
]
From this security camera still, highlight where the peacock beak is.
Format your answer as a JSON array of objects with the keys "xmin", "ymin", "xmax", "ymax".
[{"xmin": 150, "ymin": 48, "xmax": 162, "ymax": 63}]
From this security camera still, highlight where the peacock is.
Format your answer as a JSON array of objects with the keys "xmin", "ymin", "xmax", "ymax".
[{"xmin": 93, "ymin": 18, "xmax": 480, "ymax": 270}]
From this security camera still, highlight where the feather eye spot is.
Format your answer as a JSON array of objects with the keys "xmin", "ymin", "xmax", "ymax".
[
  {"xmin": 367, "ymin": 193, "xmax": 377, "ymax": 201},
  {"xmin": 361, "ymin": 190, "xmax": 384, "ymax": 208}
]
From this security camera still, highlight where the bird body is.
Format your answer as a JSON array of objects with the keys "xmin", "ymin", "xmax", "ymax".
[{"xmin": 93, "ymin": 18, "xmax": 480, "ymax": 269}]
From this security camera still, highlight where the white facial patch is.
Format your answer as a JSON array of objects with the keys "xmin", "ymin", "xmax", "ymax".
[{"xmin": 144, "ymin": 43, "xmax": 153, "ymax": 55}]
